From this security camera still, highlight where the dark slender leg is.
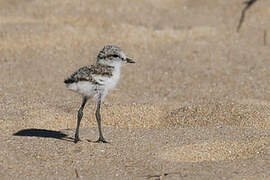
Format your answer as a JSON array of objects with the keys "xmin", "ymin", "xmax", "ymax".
[
  {"xmin": 74, "ymin": 97, "xmax": 88, "ymax": 143},
  {"xmin": 95, "ymin": 95, "xmax": 108, "ymax": 143}
]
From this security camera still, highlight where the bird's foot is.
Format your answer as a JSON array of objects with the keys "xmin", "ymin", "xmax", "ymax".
[
  {"xmin": 95, "ymin": 137, "xmax": 108, "ymax": 143},
  {"xmin": 74, "ymin": 136, "xmax": 81, "ymax": 143}
]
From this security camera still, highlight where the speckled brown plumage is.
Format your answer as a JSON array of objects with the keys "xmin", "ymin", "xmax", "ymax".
[
  {"xmin": 64, "ymin": 64, "xmax": 114, "ymax": 84},
  {"xmin": 97, "ymin": 45, "xmax": 123, "ymax": 60}
]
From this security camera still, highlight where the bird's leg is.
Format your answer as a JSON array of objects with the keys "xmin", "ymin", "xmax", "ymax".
[
  {"xmin": 74, "ymin": 97, "xmax": 88, "ymax": 143},
  {"xmin": 95, "ymin": 95, "xmax": 108, "ymax": 143}
]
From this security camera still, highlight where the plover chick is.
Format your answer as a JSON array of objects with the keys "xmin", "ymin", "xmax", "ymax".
[{"xmin": 64, "ymin": 45, "xmax": 135, "ymax": 143}]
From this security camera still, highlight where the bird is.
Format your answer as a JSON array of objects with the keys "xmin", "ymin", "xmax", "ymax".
[{"xmin": 64, "ymin": 45, "xmax": 135, "ymax": 143}]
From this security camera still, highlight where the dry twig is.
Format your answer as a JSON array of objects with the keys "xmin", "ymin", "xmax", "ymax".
[
  {"xmin": 75, "ymin": 169, "xmax": 79, "ymax": 178},
  {"xmin": 237, "ymin": 0, "xmax": 258, "ymax": 32}
]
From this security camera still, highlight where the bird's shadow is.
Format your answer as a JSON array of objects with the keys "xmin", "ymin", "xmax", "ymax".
[{"xmin": 13, "ymin": 128, "xmax": 74, "ymax": 142}]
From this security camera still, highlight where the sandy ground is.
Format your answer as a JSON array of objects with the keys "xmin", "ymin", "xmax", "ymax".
[{"xmin": 1, "ymin": 0, "xmax": 270, "ymax": 179}]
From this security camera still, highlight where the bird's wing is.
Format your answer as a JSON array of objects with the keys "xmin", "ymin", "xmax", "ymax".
[
  {"xmin": 64, "ymin": 64, "xmax": 113, "ymax": 84},
  {"xmin": 64, "ymin": 65, "xmax": 97, "ymax": 84}
]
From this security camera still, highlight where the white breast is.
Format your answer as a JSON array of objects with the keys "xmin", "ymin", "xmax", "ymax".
[{"xmin": 94, "ymin": 65, "xmax": 121, "ymax": 91}]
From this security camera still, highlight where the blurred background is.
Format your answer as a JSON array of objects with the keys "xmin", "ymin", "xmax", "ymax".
[
  {"xmin": 1, "ymin": 0, "xmax": 270, "ymax": 130},
  {"xmin": 1, "ymin": 0, "xmax": 270, "ymax": 128}
]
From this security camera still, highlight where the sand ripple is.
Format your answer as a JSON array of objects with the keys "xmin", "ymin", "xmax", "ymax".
[{"xmin": 158, "ymin": 139, "xmax": 268, "ymax": 162}]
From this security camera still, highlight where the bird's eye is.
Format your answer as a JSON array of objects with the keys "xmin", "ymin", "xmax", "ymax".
[{"xmin": 112, "ymin": 54, "xmax": 119, "ymax": 58}]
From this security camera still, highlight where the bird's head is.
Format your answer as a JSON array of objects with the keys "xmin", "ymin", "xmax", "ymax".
[{"xmin": 97, "ymin": 45, "xmax": 135, "ymax": 66}]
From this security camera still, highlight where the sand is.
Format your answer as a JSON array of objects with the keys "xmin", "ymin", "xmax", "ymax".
[{"xmin": 0, "ymin": 0, "xmax": 270, "ymax": 179}]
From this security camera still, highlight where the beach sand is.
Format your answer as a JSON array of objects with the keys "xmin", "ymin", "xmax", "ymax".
[{"xmin": 0, "ymin": 0, "xmax": 270, "ymax": 179}]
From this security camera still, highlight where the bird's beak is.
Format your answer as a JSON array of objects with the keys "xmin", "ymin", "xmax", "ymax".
[{"xmin": 126, "ymin": 57, "xmax": 135, "ymax": 63}]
